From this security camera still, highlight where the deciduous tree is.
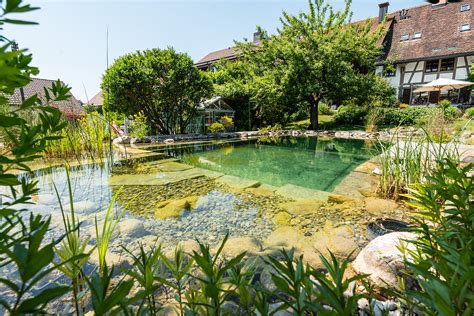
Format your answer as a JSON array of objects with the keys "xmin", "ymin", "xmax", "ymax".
[
  {"xmin": 238, "ymin": 0, "xmax": 387, "ymax": 130},
  {"xmin": 102, "ymin": 48, "xmax": 213, "ymax": 134}
]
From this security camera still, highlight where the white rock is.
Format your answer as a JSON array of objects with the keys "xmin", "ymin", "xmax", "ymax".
[
  {"xmin": 372, "ymin": 167, "xmax": 382, "ymax": 175},
  {"xmin": 163, "ymin": 138, "xmax": 174, "ymax": 144},
  {"xmin": 352, "ymin": 232, "xmax": 416, "ymax": 287}
]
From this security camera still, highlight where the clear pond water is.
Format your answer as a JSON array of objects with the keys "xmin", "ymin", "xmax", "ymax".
[
  {"xmin": 11, "ymin": 136, "xmax": 381, "ymax": 248},
  {"xmin": 149, "ymin": 136, "xmax": 381, "ymax": 191},
  {"xmin": 1, "ymin": 136, "xmax": 384, "ymax": 304}
]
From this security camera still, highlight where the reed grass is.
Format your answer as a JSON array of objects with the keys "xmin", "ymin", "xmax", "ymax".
[
  {"xmin": 45, "ymin": 112, "xmax": 110, "ymax": 160},
  {"xmin": 378, "ymin": 128, "xmax": 460, "ymax": 199}
]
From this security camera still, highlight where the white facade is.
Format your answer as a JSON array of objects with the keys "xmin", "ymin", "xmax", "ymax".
[{"xmin": 377, "ymin": 55, "xmax": 474, "ymax": 105}]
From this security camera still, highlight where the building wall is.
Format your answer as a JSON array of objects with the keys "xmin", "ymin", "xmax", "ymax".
[{"xmin": 378, "ymin": 54, "xmax": 474, "ymax": 104}]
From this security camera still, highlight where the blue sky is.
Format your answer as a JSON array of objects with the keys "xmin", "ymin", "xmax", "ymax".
[{"xmin": 6, "ymin": 0, "xmax": 422, "ymax": 101}]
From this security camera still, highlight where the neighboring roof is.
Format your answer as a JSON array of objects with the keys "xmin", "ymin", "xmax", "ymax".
[
  {"xmin": 382, "ymin": 0, "xmax": 474, "ymax": 63},
  {"xmin": 8, "ymin": 78, "xmax": 84, "ymax": 116},
  {"xmin": 196, "ymin": 1, "xmax": 474, "ymax": 66},
  {"xmin": 89, "ymin": 91, "xmax": 103, "ymax": 106},
  {"xmin": 195, "ymin": 47, "xmax": 241, "ymax": 67}
]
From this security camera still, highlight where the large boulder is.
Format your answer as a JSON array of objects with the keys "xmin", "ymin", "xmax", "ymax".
[
  {"xmin": 310, "ymin": 220, "xmax": 358, "ymax": 259},
  {"xmin": 154, "ymin": 196, "xmax": 199, "ymax": 220},
  {"xmin": 352, "ymin": 232, "xmax": 416, "ymax": 287}
]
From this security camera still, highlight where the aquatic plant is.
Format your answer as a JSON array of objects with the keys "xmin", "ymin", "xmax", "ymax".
[
  {"xmin": 123, "ymin": 244, "xmax": 163, "ymax": 314},
  {"xmin": 94, "ymin": 188, "xmax": 125, "ymax": 276},
  {"xmin": 155, "ymin": 246, "xmax": 194, "ymax": 315},
  {"xmin": 45, "ymin": 112, "xmax": 110, "ymax": 159},
  {"xmin": 378, "ymin": 128, "xmax": 460, "ymax": 199},
  {"xmin": 54, "ymin": 168, "xmax": 93, "ymax": 315}
]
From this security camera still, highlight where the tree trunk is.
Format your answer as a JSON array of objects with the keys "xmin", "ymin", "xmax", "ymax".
[{"xmin": 309, "ymin": 97, "xmax": 320, "ymax": 130}]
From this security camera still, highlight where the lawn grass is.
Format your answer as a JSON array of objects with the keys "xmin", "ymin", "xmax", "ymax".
[{"xmin": 285, "ymin": 115, "xmax": 362, "ymax": 131}]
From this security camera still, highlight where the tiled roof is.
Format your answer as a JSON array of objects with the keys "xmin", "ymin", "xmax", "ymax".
[
  {"xmin": 89, "ymin": 91, "xmax": 103, "ymax": 106},
  {"xmin": 195, "ymin": 1, "xmax": 474, "ymax": 66},
  {"xmin": 383, "ymin": 0, "xmax": 474, "ymax": 63},
  {"xmin": 195, "ymin": 47, "xmax": 241, "ymax": 66},
  {"xmin": 8, "ymin": 78, "xmax": 84, "ymax": 116}
]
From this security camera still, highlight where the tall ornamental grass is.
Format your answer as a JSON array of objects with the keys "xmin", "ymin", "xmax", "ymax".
[
  {"xmin": 378, "ymin": 128, "xmax": 460, "ymax": 199},
  {"xmin": 45, "ymin": 112, "xmax": 110, "ymax": 159}
]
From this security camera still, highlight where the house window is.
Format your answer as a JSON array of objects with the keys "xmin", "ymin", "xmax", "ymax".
[
  {"xmin": 461, "ymin": 4, "xmax": 470, "ymax": 12},
  {"xmin": 400, "ymin": 34, "xmax": 409, "ymax": 41},
  {"xmin": 440, "ymin": 58, "xmax": 455, "ymax": 72},
  {"xmin": 413, "ymin": 32, "xmax": 422, "ymax": 39},
  {"xmin": 460, "ymin": 23, "xmax": 471, "ymax": 32},
  {"xmin": 425, "ymin": 60, "xmax": 439, "ymax": 73}
]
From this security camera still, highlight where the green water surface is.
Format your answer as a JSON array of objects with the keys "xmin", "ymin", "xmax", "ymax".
[{"xmin": 151, "ymin": 137, "xmax": 381, "ymax": 192}]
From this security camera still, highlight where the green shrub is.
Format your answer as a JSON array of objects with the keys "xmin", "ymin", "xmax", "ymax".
[
  {"xmin": 466, "ymin": 107, "xmax": 474, "ymax": 118},
  {"xmin": 401, "ymin": 160, "xmax": 473, "ymax": 315},
  {"xmin": 129, "ymin": 111, "xmax": 149, "ymax": 138},
  {"xmin": 258, "ymin": 123, "xmax": 283, "ymax": 134},
  {"xmin": 437, "ymin": 99, "xmax": 452, "ymax": 110},
  {"xmin": 378, "ymin": 106, "xmax": 460, "ymax": 127},
  {"xmin": 219, "ymin": 115, "xmax": 234, "ymax": 131},
  {"xmin": 334, "ymin": 105, "xmax": 368, "ymax": 125},
  {"xmin": 318, "ymin": 103, "xmax": 333, "ymax": 115},
  {"xmin": 208, "ymin": 122, "xmax": 225, "ymax": 133}
]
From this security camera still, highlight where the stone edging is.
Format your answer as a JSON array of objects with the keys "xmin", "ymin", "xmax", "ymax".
[{"xmin": 113, "ymin": 127, "xmax": 429, "ymax": 144}]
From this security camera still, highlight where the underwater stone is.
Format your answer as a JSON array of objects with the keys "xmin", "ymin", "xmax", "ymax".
[
  {"xmin": 272, "ymin": 211, "xmax": 292, "ymax": 226},
  {"xmin": 117, "ymin": 218, "xmax": 149, "ymax": 238},
  {"xmin": 279, "ymin": 200, "xmax": 324, "ymax": 216},
  {"xmin": 275, "ymin": 184, "xmax": 329, "ymax": 202},
  {"xmin": 244, "ymin": 185, "xmax": 277, "ymax": 197},
  {"xmin": 216, "ymin": 175, "xmax": 261, "ymax": 190},
  {"xmin": 155, "ymin": 161, "xmax": 195, "ymax": 172},
  {"xmin": 154, "ymin": 196, "xmax": 199, "ymax": 220},
  {"xmin": 216, "ymin": 236, "xmax": 263, "ymax": 258}
]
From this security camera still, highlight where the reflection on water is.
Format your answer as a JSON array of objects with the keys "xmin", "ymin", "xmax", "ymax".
[{"xmin": 147, "ymin": 136, "xmax": 381, "ymax": 192}]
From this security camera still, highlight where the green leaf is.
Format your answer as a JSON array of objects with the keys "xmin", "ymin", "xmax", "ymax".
[
  {"xmin": 0, "ymin": 174, "xmax": 21, "ymax": 186},
  {"xmin": 0, "ymin": 115, "xmax": 24, "ymax": 127},
  {"xmin": 17, "ymin": 286, "xmax": 70, "ymax": 313}
]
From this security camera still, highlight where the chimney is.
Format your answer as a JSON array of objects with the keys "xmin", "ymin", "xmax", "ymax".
[
  {"xmin": 253, "ymin": 31, "xmax": 261, "ymax": 43},
  {"xmin": 378, "ymin": 2, "xmax": 389, "ymax": 23}
]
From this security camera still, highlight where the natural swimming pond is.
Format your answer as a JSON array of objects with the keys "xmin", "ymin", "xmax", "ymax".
[
  {"xmin": 16, "ymin": 136, "xmax": 383, "ymax": 248},
  {"xmin": 3, "ymin": 136, "xmax": 409, "ymax": 304}
]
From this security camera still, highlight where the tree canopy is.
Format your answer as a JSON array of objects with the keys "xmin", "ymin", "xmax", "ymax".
[
  {"xmin": 229, "ymin": 0, "xmax": 392, "ymax": 130},
  {"xmin": 102, "ymin": 48, "xmax": 213, "ymax": 134}
]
